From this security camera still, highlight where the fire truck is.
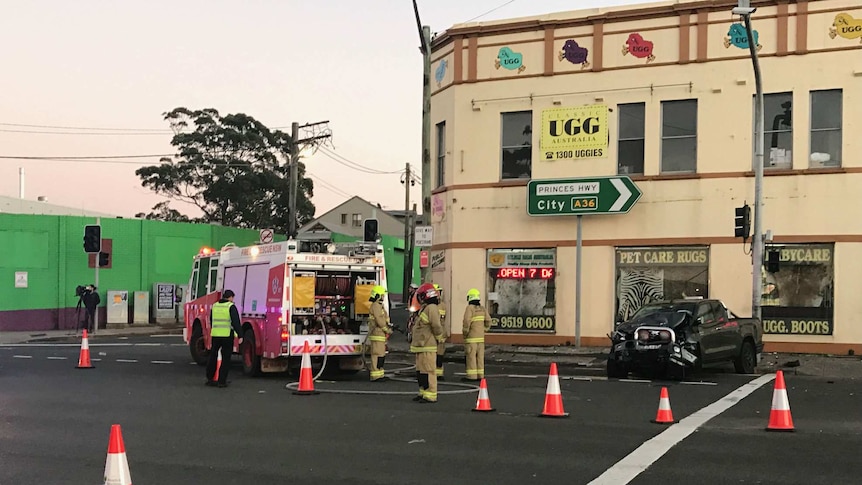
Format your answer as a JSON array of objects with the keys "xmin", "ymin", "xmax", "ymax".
[{"xmin": 182, "ymin": 238, "xmax": 388, "ymax": 377}]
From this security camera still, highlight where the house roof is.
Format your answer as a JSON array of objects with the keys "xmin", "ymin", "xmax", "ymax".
[
  {"xmin": 0, "ymin": 195, "xmax": 118, "ymax": 218},
  {"xmin": 298, "ymin": 195, "xmax": 406, "ymax": 235}
]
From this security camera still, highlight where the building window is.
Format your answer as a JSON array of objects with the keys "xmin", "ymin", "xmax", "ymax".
[
  {"xmin": 761, "ymin": 243, "xmax": 834, "ymax": 336},
  {"xmin": 501, "ymin": 111, "xmax": 532, "ymax": 180},
  {"xmin": 660, "ymin": 99, "xmax": 697, "ymax": 173},
  {"xmin": 340, "ymin": 213, "xmax": 347, "ymax": 224},
  {"xmin": 755, "ymin": 92, "xmax": 793, "ymax": 169},
  {"xmin": 618, "ymin": 103, "xmax": 645, "ymax": 175},
  {"xmin": 486, "ymin": 249, "xmax": 556, "ymax": 333},
  {"xmin": 809, "ymin": 90, "xmax": 842, "ymax": 168},
  {"xmin": 615, "ymin": 246, "xmax": 709, "ymax": 323},
  {"xmin": 352, "ymin": 213, "xmax": 362, "ymax": 227},
  {"xmin": 435, "ymin": 121, "xmax": 446, "ymax": 187}
]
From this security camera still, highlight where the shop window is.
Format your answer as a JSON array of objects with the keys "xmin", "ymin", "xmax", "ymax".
[
  {"xmin": 501, "ymin": 111, "xmax": 532, "ymax": 180},
  {"xmin": 809, "ymin": 89, "xmax": 842, "ymax": 168},
  {"xmin": 486, "ymin": 249, "xmax": 556, "ymax": 333},
  {"xmin": 436, "ymin": 121, "xmax": 446, "ymax": 187},
  {"xmin": 660, "ymin": 99, "xmax": 697, "ymax": 173},
  {"xmin": 753, "ymin": 92, "xmax": 793, "ymax": 169},
  {"xmin": 615, "ymin": 246, "xmax": 709, "ymax": 323},
  {"xmin": 761, "ymin": 243, "xmax": 834, "ymax": 336},
  {"xmin": 617, "ymin": 103, "xmax": 645, "ymax": 175}
]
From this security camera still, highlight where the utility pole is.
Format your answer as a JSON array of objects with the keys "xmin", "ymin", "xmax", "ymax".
[
  {"xmin": 287, "ymin": 120, "xmax": 332, "ymax": 239},
  {"xmin": 413, "ymin": 0, "xmax": 432, "ymax": 285},
  {"xmin": 402, "ymin": 162, "xmax": 413, "ymax": 299},
  {"xmin": 732, "ymin": 0, "xmax": 764, "ymax": 321}
]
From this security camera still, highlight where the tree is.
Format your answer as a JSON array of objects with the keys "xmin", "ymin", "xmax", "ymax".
[{"xmin": 135, "ymin": 107, "xmax": 315, "ymax": 233}]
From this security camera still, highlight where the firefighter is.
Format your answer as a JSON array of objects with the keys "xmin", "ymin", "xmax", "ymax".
[
  {"xmin": 433, "ymin": 283, "xmax": 448, "ymax": 380},
  {"xmin": 206, "ymin": 289, "xmax": 243, "ymax": 388},
  {"xmin": 411, "ymin": 283, "xmax": 445, "ymax": 403},
  {"xmin": 462, "ymin": 288, "xmax": 492, "ymax": 382},
  {"xmin": 367, "ymin": 285, "xmax": 392, "ymax": 382}
]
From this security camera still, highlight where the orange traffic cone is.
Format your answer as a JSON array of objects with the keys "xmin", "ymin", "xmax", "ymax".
[
  {"xmin": 292, "ymin": 341, "xmax": 319, "ymax": 395},
  {"xmin": 213, "ymin": 348, "xmax": 222, "ymax": 382},
  {"xmin": 472, "ymin": 378, "xmax": 495, "ymax": 412},
  {"xmin": 76, "ymin": 329, "xmax": 94, "ymax": 369},
  {"xmin": 651, "ymin": 386, "xmax": 677, "ymax": 424},
  {"xmin": 766, "ymin": 370, "xmax": 795, "ymax": 432},
  {"xmin": 539, "ymin": 362, "xmax": 569, "ymax": 418},
  {"xmin": 103, "ymin": 424, "xmax": 132, "ymax": 485}
]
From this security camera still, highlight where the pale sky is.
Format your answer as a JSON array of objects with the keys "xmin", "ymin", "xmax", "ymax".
[{"xmin": 0, "ymin": 0, "xmax": 652, "ymax": 219}]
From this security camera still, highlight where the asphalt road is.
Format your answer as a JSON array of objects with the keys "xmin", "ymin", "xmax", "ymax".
[{"xmin": 1, "ymin": 336, "xmax": 859, "ymax": 484}]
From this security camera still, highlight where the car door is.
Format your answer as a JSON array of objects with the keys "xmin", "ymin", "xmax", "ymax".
[
  {"xmin": 693, "ymin": 302, "xmax": 722, "ymax": 363},
  {"xmin": 712, "ymin": 301, "xmax": 742, "ymax": 360}
]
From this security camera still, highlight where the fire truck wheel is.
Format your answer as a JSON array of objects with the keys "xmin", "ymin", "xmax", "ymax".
[
  {"xmin": 189, "ymin": 325, "xmax": 209, "ymax": 366},
  {"xmin": 241, "ymin": 329, "xmax": 262, "ymax": 377}
]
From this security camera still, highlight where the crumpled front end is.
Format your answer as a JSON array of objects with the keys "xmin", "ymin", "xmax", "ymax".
[{"xmin": 609, "ymin": 325, "xmax": 699, "ymax": 375}]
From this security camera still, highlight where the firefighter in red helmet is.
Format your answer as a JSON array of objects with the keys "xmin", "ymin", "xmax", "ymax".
[{"xmin": 411, "ymin": 283, "xmax": 445, "ymax": 403}]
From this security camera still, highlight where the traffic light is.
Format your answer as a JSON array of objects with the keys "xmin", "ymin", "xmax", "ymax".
[
  {"xmin": 734, "ymin": 205, "xmax": 751, "ymax": 240},
  {"xmin": 98, "ymin": 251, "xmax": 110, "ymax": 267},
  {"xmin": 766, "ymin": 249, "xmax": 780, "ymax": 273},
  {"xmin": 83, "ymin": 225, "xmax": 101, "ymax": 253},
  {"xmin": 363, "ymin": 218, "xmax": 379, "ymax": 242}
]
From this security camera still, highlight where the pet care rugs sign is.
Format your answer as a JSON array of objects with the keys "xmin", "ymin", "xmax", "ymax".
[
  {"xmin": 617, "ymin": 247, "xmax": 709, "ymax": 266},
  {"xmin": 540, "ymin": 104, "xmax": 609, "ymax": 162}
]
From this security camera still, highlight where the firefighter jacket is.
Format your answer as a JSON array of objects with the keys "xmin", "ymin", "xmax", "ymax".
[
  {"xmin": 462, "ymin": 304, "xmax": 492, "ymax": 344},
  {"xmin": 438, "ymin": 301, "xmax": 449, "ymax": 338},
  {"xmin": 368, "ymin": 300, "xmax": 391, "ymax": 343},
  {"xmin": 211, "ymin": 300, "xmax": 242, "ymax": 338},
  {"xmin": 411, "ymin": 303, "xmax": 444, "ymax": 353}
]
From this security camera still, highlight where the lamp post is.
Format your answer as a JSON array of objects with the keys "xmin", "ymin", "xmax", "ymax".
[{"xmin": 733, "ymin": 0, "xmax": 764, "ymax": 321}]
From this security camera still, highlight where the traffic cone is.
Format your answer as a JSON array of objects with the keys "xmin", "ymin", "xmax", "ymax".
[
  {"xmin": 651, "ymin": 387, "xmax": 677, "ymax": 424},
  {"xmin": 103, "ymin": 424, "xmax": 132, "ymax": 485},
  {"xmin": 539, "ymin": 362, "xmax": 569, "ymax": 418},
  {"xmin": 766, "ymin": 370, "xmax": 795, "ymax": 432},
  {"xmin": 472, "ymin": 378, "xmax": 495, "ymax": 412},
  {"xmin": 213, "ymin": 348, "xmax": 222, "ymax": 382},
  {"xmin": 292, "ymin": 341, "xmax": 319, "ymax": 395},
  {"xmin": 76, "ymin": 329, "xmax": 94, "ymax": 369}
]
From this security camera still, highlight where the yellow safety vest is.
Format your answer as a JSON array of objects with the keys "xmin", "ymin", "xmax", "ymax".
[{"xmin": 211, "ymin": 302, "xmax": 234, "ymax": 337}]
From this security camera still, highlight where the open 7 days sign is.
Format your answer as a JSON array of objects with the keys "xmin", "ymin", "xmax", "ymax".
[{"xmin": 527, "ymin": 176, "xmax": 642, "ymax": 216}]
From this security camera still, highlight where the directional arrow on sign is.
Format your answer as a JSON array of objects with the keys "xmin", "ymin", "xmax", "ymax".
[{"xmin": 526, "ymin": 176, "xmax": 643, "ymax": 216}]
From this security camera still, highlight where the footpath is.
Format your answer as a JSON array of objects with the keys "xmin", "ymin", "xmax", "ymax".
[{"xmin": 2, "ymin": 324, "xmax": 861, "ymax": 380}]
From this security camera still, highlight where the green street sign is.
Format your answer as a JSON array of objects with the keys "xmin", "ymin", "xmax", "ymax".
[{"xmin": 527, "ymin": 176, "xmax": 642, "ymax": 216}]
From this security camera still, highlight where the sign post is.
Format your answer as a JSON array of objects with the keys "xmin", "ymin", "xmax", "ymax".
[{"xmin": 527, "ymin": 176, "xmax": 643, "ymax": 348}]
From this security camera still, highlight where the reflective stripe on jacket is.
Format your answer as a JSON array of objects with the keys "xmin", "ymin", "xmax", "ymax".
[
  {"xmin": 211, "ymin": 302, "xmax": 234, "ymax": 337},
  {"xmin": 462, "ymin": 305, "xmax": 492, "ymax": 344},
  {"xmin": 411, "ymin": 303, "xmax": 443, "ymax": 353}
]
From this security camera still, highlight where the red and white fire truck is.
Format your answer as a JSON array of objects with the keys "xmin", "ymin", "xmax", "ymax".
[{"xmin": 182, "ymin": 238, "xmax": 388, "ymax": 376}]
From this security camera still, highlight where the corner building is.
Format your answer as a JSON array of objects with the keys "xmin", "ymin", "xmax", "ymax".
[{"xmin": 427, "ymin": 0, "xmax": 862, "ymax": 354}]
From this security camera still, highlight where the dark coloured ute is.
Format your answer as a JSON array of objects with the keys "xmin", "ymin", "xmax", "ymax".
[{"xmin": 607, "ymin": 299, "xmax": 764, "ymax": 379}]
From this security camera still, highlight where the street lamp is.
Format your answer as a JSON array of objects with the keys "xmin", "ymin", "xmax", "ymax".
[{"xmin": 733, "ymin": 0, "xmax": 765, "ymax": 322}]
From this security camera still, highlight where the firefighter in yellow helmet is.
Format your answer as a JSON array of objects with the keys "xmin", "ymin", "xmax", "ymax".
[
  {"xmin": 433, "ymin": 283, "xmax": 448, "ymax": 380},
  {"xmin": 462, "ymin": 288, "xmax": 491, "ymax": 382},
  {"xmin": 411, "ymin": 283, "xmax": 445, "ymax": 403},
  {"xmin": 367, "ymin": 285, "xmax": 392, "ymax": 382}
]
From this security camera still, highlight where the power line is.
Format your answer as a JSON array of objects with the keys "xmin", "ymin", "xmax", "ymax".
[
  {"xmin": 0, "ymin": 128, "xmax": 172, "ymax": 136},
  {"xmin": 0, "ymin": 122, "xmax": 171, "ymax": 132},
  {"xmin": 0, "ymin": 154, "xmax": 172, "ymax": 160},
  {"xmin": 464, "ymin": 0, "xmax": 517, "ymax": 22},
  {"xmin": 307, "ymin": 172, "xmax": 353, "ymax": 198},
  {"xmin": 317, "ymin": 146, "xmax": 403, "ymax": 175}
]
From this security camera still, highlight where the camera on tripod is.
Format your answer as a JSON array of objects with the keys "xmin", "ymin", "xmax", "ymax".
[{"xmin": 75, "ymin": 284, "xmax": 96, "ymax": 297}]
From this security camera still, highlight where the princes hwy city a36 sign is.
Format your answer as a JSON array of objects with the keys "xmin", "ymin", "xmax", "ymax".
[{"xmin": 527, "ymin": 176, "xmax": 642, "ymax": 216}]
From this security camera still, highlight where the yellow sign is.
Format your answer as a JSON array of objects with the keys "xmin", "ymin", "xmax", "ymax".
[
  {"xmin": 540, "ymin": 104, "xmax": 608, "ymax": 161},
  {"xmin": 829, "ymin": 13, "xmax": 862, "ymax": 42}
]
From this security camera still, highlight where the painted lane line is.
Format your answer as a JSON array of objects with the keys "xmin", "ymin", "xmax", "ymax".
[
  {"xmin": 134, "ymin": 343, "xmax": 163, "ymax": 347},
  {"xmin": 46, "ymin": 356, "xmax": 68, "ymax": 360},
  {"xmin": 150, "ymin": 334, "xmax": 182, "ymax": 338},
  {"xmin": 170, "ymin": 344, "xmax": 187, "ymax": 347},
  {"xmin": 0, "ymin": 343, "xmax": 134, "ymax": 348},
  {"xmin": 13, "ymin": 355, "xmax": 32, "ymax": 359},
  {"xmin": 116, "ymin": 359, "xmax": 138, "ymax": 363},
  {"xmin": 680, "ymin": 381, "xmax": 718, "ymax": 386},
  {"xmin": 91, "ymin": 358, "xmax": 102, "ymax": 362},
  {"xmin": 618, "ymin": 379, "xmax": 651, "ymax": 383},
  {"xmin": 150, "ymin": 360, "xmax": 174, "ymax": 364},
  {"xmin": 588, "ymin": 373, "xmax": 776, "ymax": 485}
]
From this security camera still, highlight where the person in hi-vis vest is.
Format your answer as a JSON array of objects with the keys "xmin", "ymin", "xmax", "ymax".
[
  {"xmin": 433, "ymin": 283, "xmax": 448, "ymax": 380},
  {"xmin": 462, "ymin": 288, "xmax": 491, "ymax": 382},
  {"xmin": 206, "ymin": 289, "xmax": 243, "ymax": 388},
  {"xmin": 367, "ymin": 285, "xmax": 392, "ymax": 381}
]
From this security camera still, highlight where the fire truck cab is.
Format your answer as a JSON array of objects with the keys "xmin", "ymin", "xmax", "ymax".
[{"xmin": 182, "ymin": 238, "xmax": 388, "ymax": 377}]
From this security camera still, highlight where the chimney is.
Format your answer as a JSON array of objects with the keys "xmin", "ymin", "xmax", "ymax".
[{"xmin": 19, "ymin": 167, "xmax": 24, "ymax": 199}]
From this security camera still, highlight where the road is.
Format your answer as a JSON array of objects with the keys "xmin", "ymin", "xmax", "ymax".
[{"xmin": 1, "ymin": 335, "xmax": 859, "ymax": 484}]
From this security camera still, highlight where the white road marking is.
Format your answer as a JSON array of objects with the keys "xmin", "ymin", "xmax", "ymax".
[
  {"xmin": 1, "ymin": 343, "xmax": 134, "ymax": 348},
  {"xmin": 134, "ymin": 343, "xmax": 162, "ymax": 347},
  {"xmin": 170, "ymin": 344, "xmax": 187, "ymax": 347},
  {"xmin": 13, "ymin": 355, "xmax": 32, "ymax": 359},
  {"xmin": 150, "ymin": 334, "xmax": 182, "ymax": 338},
  {"xmin": 116, "ymin": 359, "xmax": 138, "ymax": 363},
  {"xmin": 588, "ymin": 373, "xmax": 776, "ymax": 485},
  {"xmin": 618, "ymin": 378, "xmax": 651, "ymax": 383},
  {"xmin": 151, "ymin": 360, "xmax": 174, "ymax": 364},
  {"xmin": 91, "ymin": 358, "xmax": 102, "ymax": 362},
  {"xmin": 46, "ymin": 356, "xmax": 68, "ymax": 360},
  {"xmin": 680, "ymin": 381, "xmax": 719, "ymax": 386}
]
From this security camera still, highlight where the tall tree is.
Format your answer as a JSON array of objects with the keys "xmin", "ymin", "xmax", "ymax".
[{"xmin": 135, "ymin": 107, "xmax": 315, "ymax": 233}]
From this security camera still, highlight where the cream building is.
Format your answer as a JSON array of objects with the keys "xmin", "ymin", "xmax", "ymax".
[{"xmin": 427, "ymin": 0, "xmax": 862, "ymax": 354}]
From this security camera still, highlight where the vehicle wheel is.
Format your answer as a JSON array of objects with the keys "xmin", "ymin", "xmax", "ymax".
[
  {"xmin": 189, "ymin": 326, "xmax": 209, "ymax": 366},
  {"xmin": 734, "ymin": 340, "xmax": 757, "ymax": 374},
  {"xmin": 241, "ymin": 329, "xmax": 262, "ymax": 377},
  {"xmin": 606, "ymin": 357, "xmax": 628, "ymax": 379}
]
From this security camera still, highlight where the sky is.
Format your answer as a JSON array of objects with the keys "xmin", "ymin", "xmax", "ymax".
[{"xmin": 0, "ymin": 0, "xmax": 653, "ymax": 219}]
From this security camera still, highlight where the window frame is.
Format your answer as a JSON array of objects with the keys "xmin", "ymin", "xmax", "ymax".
[
  {"xmin": 753, "ymin": 92, "xmax": 794, "ymax": 169},
  {"xmin": 435, "ymin": 121, "xmax": 446, "ymax": 188},
  {"xmin": 660, "ymin": 99, "xmax": 698, "ymax": 174},
  {"xmin": 500, "ymin": 110, "xmax": 533, "ymax": 180},
  {"xmin": 808, "ymin": 89, "xmax": 843, "ymax": 169},
  {"xmin": 351, "ymin": 213, "xmax": 362, "ymax": 227},
  {"xmin": 617, "ymin": 102, "xmax": 646, "ymax": 175}
]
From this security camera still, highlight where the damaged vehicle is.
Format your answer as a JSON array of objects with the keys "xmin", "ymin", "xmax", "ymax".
[{"xmin": 607, "ymin": 299, "xmax": 763, "ymax": 379}]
